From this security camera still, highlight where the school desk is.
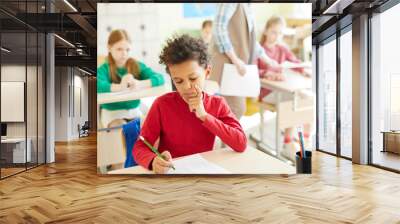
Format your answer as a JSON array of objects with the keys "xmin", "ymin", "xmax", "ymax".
[
  {"xmin": 97, "ymin": 84, "xmax": 171, "ymax": 174},
  {"xmin": 107, "ymin": 145, "xmax": 296, "ymax": 174},
  {"xmin": 249, "ymin": 71, "xmax": 314, "ymax": 163}
]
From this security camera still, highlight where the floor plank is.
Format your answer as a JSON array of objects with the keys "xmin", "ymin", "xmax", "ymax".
[{"xmin": 0, "ymin": 134, "xmax": 399, "ymax": 223}]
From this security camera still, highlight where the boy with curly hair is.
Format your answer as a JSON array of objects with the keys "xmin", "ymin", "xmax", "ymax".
[{"xmin": 133, "ymin": 35, "xmax": 247, "ymax": 174}]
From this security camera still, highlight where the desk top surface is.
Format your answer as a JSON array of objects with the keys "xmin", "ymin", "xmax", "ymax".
[
  {"xmin": 261, "ymin": 71, "xmax": 312, "ymax": 93},
  {"xmin": 97, "ymin": 85, "xmax": 170, "ymax": 105},
  {"xmin": 108, "ymin": 146, "xmax": 296, "ymax": 175}
]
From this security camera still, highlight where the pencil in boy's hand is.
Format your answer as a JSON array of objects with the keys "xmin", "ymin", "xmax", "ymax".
[{"xmin": 138, "ymin": 135, "xmax": 176, "ymax": 170}]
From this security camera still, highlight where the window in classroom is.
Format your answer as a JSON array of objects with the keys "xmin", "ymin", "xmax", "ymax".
[
  {"xmin": 317, "ymin": 37, "xmax": 337, "ymax": 155},
  {"xmin": 339, "ymin": 29, "xmax": 352, "ymax": 158},
  {"xmin": 370, "ymin": 3, "xmax": 400, "ymax": 171}
]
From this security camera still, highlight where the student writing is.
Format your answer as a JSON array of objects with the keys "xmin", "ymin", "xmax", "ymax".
[{"xmin": 133, "ymin": 35, "xmax": 247, "ymax": 174}]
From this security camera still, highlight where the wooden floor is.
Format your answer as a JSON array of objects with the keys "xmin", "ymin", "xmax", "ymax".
[
  {"xmin": 1, "ymin": 163, "xmax": 44, "ymax": 178},
  {"xmin": 0, "ymin": 135, "xmax": 400, "ymax": 223},
  {"xmin": 1, "ymin": 167, "xmax": 26, "ymax": 178},
  {"xmin": 373, "ymin": 151, "xmax": 400, "ymax": 171}
]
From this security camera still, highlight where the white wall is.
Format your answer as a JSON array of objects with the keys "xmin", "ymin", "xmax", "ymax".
[
  {"xmin": 71, "ymin": 74, "xmax": 89, "ymax": 138},
  {"xmin": 55, "ymin": 67, "xmax": 89, "ymax": 141},
  {"xmin": 97, "ymin": 3, "xmax": 311, "ymax": 72},
  {"xmin": 55, "ymin": 67, "xmax": 69, "ymax": 141}
]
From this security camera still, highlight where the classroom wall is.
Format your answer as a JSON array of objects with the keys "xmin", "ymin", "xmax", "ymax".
[
  {"xmin": 97, "ymin": 3, "xmax": 163, "ymax": 72},
  {"xmin": 54, "ymin": 67, "xmax": 89, "ymax": 141},
  {"xmin": 97, "ymin": 3, "xmax": 311, "ymax": 73}
]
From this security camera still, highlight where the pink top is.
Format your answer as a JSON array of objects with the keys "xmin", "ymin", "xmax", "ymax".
[{"xmin": 257, "ymin": 44, "xmax": 304, "ymax": 99}]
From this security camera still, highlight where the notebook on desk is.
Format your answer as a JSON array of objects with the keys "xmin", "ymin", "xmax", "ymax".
[
  {"xmin": 280, "ymin": 61, "xmax": 311, "ymax": 69},
  {"xmin": 281, "ymin": 70, "xmax": 312, "ymax": 90},
  {"xmin": 167, "ymin": 154, "xmax": 230, "ymax": 174}
]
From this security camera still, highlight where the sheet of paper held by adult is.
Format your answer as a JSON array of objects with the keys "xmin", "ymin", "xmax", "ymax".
[{"xmin": 220, "ymin": 63, "xmax": 260, "ymax": 97}]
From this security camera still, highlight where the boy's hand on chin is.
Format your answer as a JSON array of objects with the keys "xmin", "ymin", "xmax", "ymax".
[{"xmin": 188, "ymin": 85, "xmax": 208, "ymax": 121}]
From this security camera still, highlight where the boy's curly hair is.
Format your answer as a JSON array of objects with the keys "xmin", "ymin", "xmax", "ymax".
[{"xmin": 159, "ymin": 34, "xmax": 210, "ymax": 73}]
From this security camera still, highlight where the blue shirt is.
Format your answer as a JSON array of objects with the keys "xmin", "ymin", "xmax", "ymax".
[{"xmin": 213, "ymin": 3, "xmax": 265, "ymax": 58}]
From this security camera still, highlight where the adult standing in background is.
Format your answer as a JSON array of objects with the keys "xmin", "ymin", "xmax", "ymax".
[{"xmin": 209, "ymin": 3, "xmax": 279, "ymax": 119}]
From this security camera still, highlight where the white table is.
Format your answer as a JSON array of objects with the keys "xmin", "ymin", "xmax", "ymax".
[
  {"xmin": 108, "ymin": 146, "xmax": 296, "ymax": 174},
  {"xmin": 1, "ymin": 138, "xmax": 31, "ymax": 163}
]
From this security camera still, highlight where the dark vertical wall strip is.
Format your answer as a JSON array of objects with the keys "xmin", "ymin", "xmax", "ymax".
[
  {"xmin": 80, "ymin": 88, "xmax": 82, "ymax": 117},
  {"xmin": 367, "ymin": 11, "xmax": 373, "ymax": 165},
  {"xmin": 0, "ymin": 20, "xmax": 2, "ymax": 179},
  {"xmin": 60, "ymin": 67, "xmax": 62, "ymax": 117},
  {"xmin": 336, "ymin": 24, "xmax": 341, "ymax": 157},
  {"xmin": 36, "ymin": 0, "xmax": 39, "ymax": 167},
  {"xmin": 25, "ymin": 0, "xmax": 28, "ymax": 171},
  {"xmin": 73, "ymin": 68, "xmax": 75, "ymax": 118},
  {"xmin": 69, "ymin": 69, "xmax": 71, "ymax": 118},
  {"xmin": 44, "ymin": 0, "xmax": 48, "ymax": 165},
  {"xmin": 316, "ymin": 45, "xmax": 319, "ymax": 150}
]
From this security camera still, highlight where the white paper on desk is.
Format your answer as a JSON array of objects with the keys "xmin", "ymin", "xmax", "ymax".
[
  {"xmin": 167, "ymin": 154, "xmax": 230, "ymax": 174},
  {"xmin": 220, "ymin": 63, "xmax": 260, "ymax": 97},
  {"xmin": 281, "ymin": 70, "xmax": 312, "ymax": 89},
  {"xmin": 280, "ymin": 61, "xmax": 311, "ymax": 69}
]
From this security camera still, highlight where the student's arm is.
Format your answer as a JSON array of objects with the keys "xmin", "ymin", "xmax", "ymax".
[
  {"xmin": 257, "ymin": 58, "xmax": 268, "ymax": 78},
  {"xmin": 256, "ymin": 42, "xmax": 279, "ymax": 67},
  {"xmin": 97, "ymin": 64, "xmax": 112, "ymax": 93},
  {"xmin": 138, "ymin": 62, "xmax": 165, "ymax": 88},
  {"xmin": 282, "ymin": 46, "xmax": 305, "ymax": 74},
  {"xmin": 201, "ymin": 97, "xmax": 247, "ymax": 152},
  {"xmin": 97, "ymin": 64, "xmax": 126, "ymax": 92},
  {"xmin": 132, "ymin": 99, "xmax": 161, "ymax": 169}
]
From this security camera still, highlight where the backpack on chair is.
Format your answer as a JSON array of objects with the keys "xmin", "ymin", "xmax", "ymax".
[{"xmin": 122, "ymin": 118, "xmax": 141, "ymax": 168}]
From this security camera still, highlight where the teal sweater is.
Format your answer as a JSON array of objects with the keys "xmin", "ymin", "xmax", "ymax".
[{"xmin": 97, "ymin": 61, "xmax": 165, "ymax": 110}]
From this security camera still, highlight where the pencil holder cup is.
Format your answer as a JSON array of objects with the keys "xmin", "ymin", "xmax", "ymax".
[{"xmin": 295, "ymin": 151, "xmax": 312, "ymax": 174}]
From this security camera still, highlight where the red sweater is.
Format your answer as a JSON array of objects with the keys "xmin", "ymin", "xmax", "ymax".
[
  {"xmin": 257, "ymin": 44, "xmax": 304, "ymax": 100},
  {"xmin": 133, "ymin": 92, "xmax": 247, "ymax": 169}
]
